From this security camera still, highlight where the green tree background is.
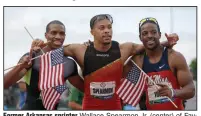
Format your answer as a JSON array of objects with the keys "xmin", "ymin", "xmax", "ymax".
[{"xmin": 189, "ymin": 58, "xmax": 197, "ymax": 80}]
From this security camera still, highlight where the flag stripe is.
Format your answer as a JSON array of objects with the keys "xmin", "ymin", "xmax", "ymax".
[
  {"xmin": 42, "ymin": 89, "xmax": 47, "ymax": 106},
  {"xmin": 39, "ymin": 47, "xmax": 66, "ymax": 110},
  {"xmin": 42, "ymin": 89, "xmax": 50, "ymax": 107},
  {"xmin": 120, "ymin": 80, "xmax": 131, "ymax": 98},
  {"xmin": 50, "ymin": 65, "xmax": 53, "ymax": 88},
  {"xmin": 50, "ymin": 93, "xmax": 60, "ymax": 110},
  {"xmin": 39, "ymin": 48, "xmax": 64, "ymax": 90},
  {"xmin": 43, "ymin": 89, "xmax": 50, "ymax": 107},
  {"xmin": 116, "ymin": 79, "xmax": 127, "ymax": 94},
  {"xmin": 132, "ymin": 74, "xmax": 146, "ymax": 106},
  {"xmin": 57, "ymin": 65, "xmax": 60, "ymax": 86},
  {"xmin": 41, "ymin": 85, "xmax": 67, "ymax": 110},
  {"xmin": 51, "ymin": 66, "xmax": 56, "ymax": 87},
  {"xmin": 62, "ymin": 64, "xmax": 64, "ymax": 84},
  {"xmin": 128, "ymin": 73, "xmax": 144, "ymax": 104},
  {"xmin": 44, "ymin": 89, "xmax": 54, "ymax": 108},
  {"xmin": 119, "ymin": 79, "xmax": 131, "ymax": 97},
  {"xmin": 59, "ymin": 64, "xmax": 63, "ymax": 85},
  {"xmin": 133, "ymin": 75, "xmax": 146, "ymax": 105},
  {"xmin": 130, "ymin": 73, "xmax": 146, "ymax": 105},
  {"xmin": 122, "ymin": 81, "xmax": 134, "ymax": 99},
  {"xmin": 48, "ymin": 53, "xmax": 52, "ymax": 88},
  {"xmin": 125, "ymin": 73, "xmax": 143, "ymax": 102},
  {"xmin": 55, "ymin": 65, "xmax": 59, "ymax": 86},
  {"xmin": 123, "ymin": 82, "xmax": 135, "ymax": 103},
  {"xmin": 46, "ymin": 89, "xmax": 58, "ymax": 109}
]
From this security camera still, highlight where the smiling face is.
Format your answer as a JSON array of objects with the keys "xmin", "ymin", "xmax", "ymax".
[
  {"xmin": 45, "ymin": 23, "xmax": 66, "ymax": 49},
  {"xmin": 139, "ymin": 22, "xmax": 161, "ymax": 50}
]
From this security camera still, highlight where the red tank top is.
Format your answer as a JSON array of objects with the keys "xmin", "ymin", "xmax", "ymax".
[
  {"xmin": 83, "ymin": 59, "xmax": 123, "ymax": 110},
  {"xmin": 142, "ymin": 47, "xmax": 184, "ymax": 110},
  {"xmin": 82, "ymin": 41, "xmax": 122, "ymax": 110}
]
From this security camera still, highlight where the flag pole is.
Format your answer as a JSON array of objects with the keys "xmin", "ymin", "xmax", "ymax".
[
  {"xmin": 4, "ymin": 41, "xmax": 62, "ymax": 72},
  {"xmin": 4, "ymin": 54, "xmax": 68, "ymax": 71},
  {"xmin": 4, "ymin": 27, "xmax": 46, "ymax": 72},
  {"xmin": 130, "ymin": 59, "xmax": 178, "ymax": 108},
  {"xmin": 4, "ymin": 55, "xmax": 42, "ymax": 71},
  {"xmin": 24, "ymin": 27, "xmax": 45, "ymax": 54}
]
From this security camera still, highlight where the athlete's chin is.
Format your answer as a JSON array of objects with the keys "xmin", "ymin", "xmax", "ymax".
[
  {"xmin": 54, "ymin": 42, "xmax": 64, "ymax": 46},
  {"xmin": 103, "ymin": 39, "xmax": 111, "ymax": 45},
  {"xmin": 52, "ymin": 44, "xmax": 63, "ymax": 49},
  {"xmin": 103, "ymin": 41, "xmax": 111, "ymax": 45},
  {"xmin": 146, "ymin": 46, "xmax": 157, "ymax": 51}
]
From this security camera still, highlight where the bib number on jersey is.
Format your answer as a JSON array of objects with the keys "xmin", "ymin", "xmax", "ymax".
[
  {"xmin": 148, "ymin": 82, "xmax": 174, "ymax": 104},
  {"xmin": 90, "ymin": 81, "xmax": 115, "ymax": 100}
]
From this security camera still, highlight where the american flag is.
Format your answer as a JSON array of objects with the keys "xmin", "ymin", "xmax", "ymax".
[
  {"xmin": 116, "ymin": 60, "xmax": 148, "ymax": 107},
  {"xmin": 41, "ymin": 85, "xmax": 67, "ymax": 110},
  {"xmin": 39, "ymin": 47, "xmax": 64, "ymax": 90}
]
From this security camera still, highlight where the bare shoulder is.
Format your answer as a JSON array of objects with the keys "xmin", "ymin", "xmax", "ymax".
[
  {"xmin": 63, "ymin": 43, "xmax": 87, "ymax": 57},
  {"xmin": 131, "ymin": 53, "xmax": 144, "ymax": 68},
  {"xmin": 63, "ymin": 43, "xmax": 87, "ymax": 50},
  {"xmin": 120, "ymin": 42, "xmax": 143, "ymax": 55},
  {"xmin": 168, "ymin": 48, "xmax": 187, "ymax": 67},
  {"xmin": 119, "ymin": 42, "xmax": 133, "ymax": 50},
  {"xmin": 168, "ymin": 49, "xmax": 185, "ymax": 61}
]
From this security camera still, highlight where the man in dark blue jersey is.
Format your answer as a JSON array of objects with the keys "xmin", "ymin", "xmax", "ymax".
[{"xmin": 123, "ymin": 17, "xmax": 195, "ymax": 110}]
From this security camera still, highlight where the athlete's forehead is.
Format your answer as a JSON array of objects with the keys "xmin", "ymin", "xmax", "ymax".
[
  {"xmin": 141, "ymin": 23, "xmax": 159, "ymax": 32},
  {"xmin": 90, "ymin": 14, "xmax": 113, "ymax": 29},
  {"xmin": 94, "ymin": 19, "xmax": 112, "ymax": 27}
]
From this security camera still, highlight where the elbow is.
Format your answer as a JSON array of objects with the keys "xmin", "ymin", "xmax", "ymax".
[
  {"xmin": 189, "ymin": 81, "xmax": 196, "ymax": 99},
  {"xmin": 189, "ymin": 87, "xmax": 195, "ymax": 99},
  {"xmin": 185, "ymin": 84, "xmax": 195, "ymax": 100},
  {"xmin": 181, "ymin": 82, "xmax": 195, "ymax": 100}
]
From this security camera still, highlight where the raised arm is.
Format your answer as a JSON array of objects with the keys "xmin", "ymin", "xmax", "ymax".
[
  {"xmin": 121, "ymin": 40, "xmax": 171, "ymax": 57},
  {"xmin": 30, "ymin": 39, "xmax": 79, "ymax": 58},
  {"xmin": 130, "ymin": 33, "xmax": 179, "ymax": 55}
]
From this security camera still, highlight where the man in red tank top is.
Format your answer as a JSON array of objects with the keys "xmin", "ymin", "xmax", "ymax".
[{"xmin": 124, "ymin": 17, "xmax": 195, "ymax": 110}]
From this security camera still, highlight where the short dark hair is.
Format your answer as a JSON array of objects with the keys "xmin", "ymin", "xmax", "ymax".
[
  {"xmin": 46, "ymin": 20, "xmax": 65, "ymax": 33},
  {"xmin": 90, "ymin": 14, "xmax": 113, "ymax": 29},
  {"xmin": 139, "ymin": 17, "xmax": 160, "ymax": 34}
]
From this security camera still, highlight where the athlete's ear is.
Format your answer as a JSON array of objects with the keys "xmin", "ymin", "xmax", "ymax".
[
  {"xmin": 90, "ymin": 29, "xmax": 94, "ymax": 36},
  {"xmin": 45, "ymin": 32, "xmax": 49, "ymax": 41},
  {"xmin": 159, "ymin": 32, "xmax": 161, "ymax": 39},
  {"xmin": 91, "ymin": 29, "xmax": 94, "ymax": 36},
  {"xmin": 139, "ymin": 34, "xmax": 142, "ymax": 42}
]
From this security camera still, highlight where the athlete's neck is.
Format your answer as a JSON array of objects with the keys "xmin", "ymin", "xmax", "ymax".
[
  {"xmin": 42, "ymin": 45, "xmax": 56, "ymax": 53},
  {"xmin": 94, "ymin": 41, "xmax": 112, "ymax": 52},
  {"xmin": 145, "ymin": 45, "xmax": 163, "ymax": 61}
]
